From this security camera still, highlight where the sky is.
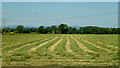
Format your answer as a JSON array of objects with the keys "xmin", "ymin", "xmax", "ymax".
[
  {"xmin": 2, "ymin": 2, "xmax": 118, "ymax": 28},
  {"xmin": 2, "ymin": 0, "xmax": 120, "ymax": 2}
]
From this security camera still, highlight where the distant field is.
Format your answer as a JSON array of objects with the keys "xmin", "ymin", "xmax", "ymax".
[{"xmin": 2, "ymin": 34, "xmax": 119, "ymax": 66}]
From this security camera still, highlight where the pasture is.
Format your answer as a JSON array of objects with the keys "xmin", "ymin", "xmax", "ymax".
[{"xmin": 2, "ymin": 34, "xmax": 119, "ymax": 66}]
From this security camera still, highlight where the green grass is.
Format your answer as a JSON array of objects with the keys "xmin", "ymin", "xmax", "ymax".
[
  {"xmin": 80, "ymin": 34, "xmax": 118, "ymax": 47},
  {"xmin": 54, "ymin": 35, "xmax": 66, "ymax": 53},
  {"xmin": 78, "ymin": 35, "xmax": 118, "ymax": 52},
  {"xmin": 36, "ymin": 35, "xmax": 61, "ymax": 51},
  {"xmin": 16, "ymin": 35, "xmax": 56, "ymax": 52},
  {"xmin": 2, "ymin": 34, "xmax": 52, "ymax": 52},
  {"xmin": 69, "ymin": 35, "xmax": 84, "ymax": 53},
  {"xmin": 2, "ymin": 34, "xmax": 50, "ymax": 46},
  {"xmin": 74, "ymin": 35, "xmax": 107, "ymax": 52},
  {"xmin": 2, "ymin": 34, "xmax": 119, "ymax": 66}
]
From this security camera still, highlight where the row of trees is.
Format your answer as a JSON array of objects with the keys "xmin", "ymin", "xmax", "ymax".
[{"xmin": 2, "ymin": 24, "xmax": 120, "ymax": 34}]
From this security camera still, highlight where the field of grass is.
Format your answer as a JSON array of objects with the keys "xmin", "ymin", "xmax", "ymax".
[{"xmin": 2, "ymin": 34, "xmax": 119, "ymax": 66}]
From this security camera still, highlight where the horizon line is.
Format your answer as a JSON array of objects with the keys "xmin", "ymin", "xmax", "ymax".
[{"xmin": 0, "ymin": 25, "xmax": 119, "ymax": 28}]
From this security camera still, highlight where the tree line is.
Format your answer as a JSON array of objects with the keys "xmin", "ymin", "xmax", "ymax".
[{"xmin": 2, "ymin": 24, "xmax": 120, "ymax": 34}]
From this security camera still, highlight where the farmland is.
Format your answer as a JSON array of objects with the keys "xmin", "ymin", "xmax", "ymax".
[{"xmin": 2, "ymin": 34, "xmax": 119, "ymax": 66}]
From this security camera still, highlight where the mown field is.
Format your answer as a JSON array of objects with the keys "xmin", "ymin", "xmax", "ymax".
[{"xmin": 2, "ymin": 34, "xmax": 119, "ymax": 66}]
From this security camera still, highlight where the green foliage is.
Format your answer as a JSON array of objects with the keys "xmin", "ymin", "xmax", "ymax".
[
  {"xmin": 2, "ymin": 24, "xmax": 120, "ymax": 34},
  {"xmin": 36, "ymin": 26, "xmax": 44, "ymax": 34},
  {"xmin": 15, "ymin": 25, "xmax": 24, "ymax": 33},
  {"xmin": 51, "ymin": 25, "xmax": 57, "ymax": 34},
  {"xmin": 44, "ymin": 27, "xmax": 51, "ymax": 34},
  {"xmin": 23, "ymin": 28, "xmax": 31, "ymax": 33},
  {"xmin": 58, "ymin": 24, "xmax": 69, "ymax": 34}
]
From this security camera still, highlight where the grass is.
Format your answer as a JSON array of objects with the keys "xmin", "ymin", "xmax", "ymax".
[
  {"xmin": 2, "ymin": 34, "xmax": 52, "ymax": 52},
  {"xmin": 78, "ymin": 35, "xmax": 118, "ymax": 52},
  {"xmin": 69, "ymin": 35, "xmax": 84, "ymax": 53},
  {"xmin": 16, "ymin": 35, "xmax": 56, "ymax": 52},
  {"xmin": 80, "ymin": 34, "xmax": 118, "ymax": 47},
  {"xmin": 54, "ymin": 35, "xmax": 66, "ymax": 53},
  {"xmin": 74, "ymin": 35, "xmax": 107, "ymax": 52},
  {"xmin": 2, "ymin": 34, "xmax": 119, "ymax": 66}
]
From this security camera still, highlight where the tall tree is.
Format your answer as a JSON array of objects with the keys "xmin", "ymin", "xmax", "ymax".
[
  {"xmin": 44, "ymin": 27, "xmax": 51, "ymax": 34},
  {"xmin": 58, "ymin": 24, "xmax": 69, "ymax": 34},
  {"xmin": 36, "ymin": 26, "xmax": 44, "ymax": 34},
  {"xmin": 16, "ymin": 25, "xmax": 24, "ymax": 33},
  {"xmin": 51, "ymin": 25, "xmax": 57, "ymax": 34}
]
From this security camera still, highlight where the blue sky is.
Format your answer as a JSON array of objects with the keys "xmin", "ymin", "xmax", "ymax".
[
  {"xmin": 2, "ymin": 0, "xmax": 120, "ymax": 2},
  {"xmin": 2, "ymin": 2, "xmax": 118, "ymax": 28}
]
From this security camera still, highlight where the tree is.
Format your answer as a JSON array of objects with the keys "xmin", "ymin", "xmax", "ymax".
[
  {"xmin": 76, "ymin": 30, "xmax": 81, "ymax": 34},
  {"xmin": 23, "ymin": 28, "xmax": 31, "ymax": 33},
  {"xmin": 118, "ymin": 28, "xmax": 120, "ymax": 34},
  {"xmin": 36, "ymin": 26, "xmax": 44, "ymax": 34},
  {"xmin": 2, "ymin": 28, "xmax": 10, "ymax": 33},
  {"xmin": 67, "ymin": 27, "xmax": 76, "ymax": 34},
  {"xmin": 111, "ymin": 28, "xmax": 118, "ymax": 34},
  {"xmin": 44, "ymin": 27, "xmax": 51, "ymax": 34},
  {"xmin": 2, "ymin": 24, "xmax": 119, "ymax": 34},
  {"xmin": 29, "ymin": 28, "xmax": 37, "ymax": 33},
  {"xmin": 51, "ymin": 25, "xmax": 57, "ymax": 34},
  {"xmin": 67, "ymin": 27, "xmax": 73, "ymax": 34},
  {"xmin": 58, "ymin": 24, "xmax": 69, "ymax": 34},
  {"xmin": 81, "ymin": 27, "xmax": 91, "ymax": 34},
  {"xmin": 16, "ymin": 25, "xmax": 24, "ymax": 33}
]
